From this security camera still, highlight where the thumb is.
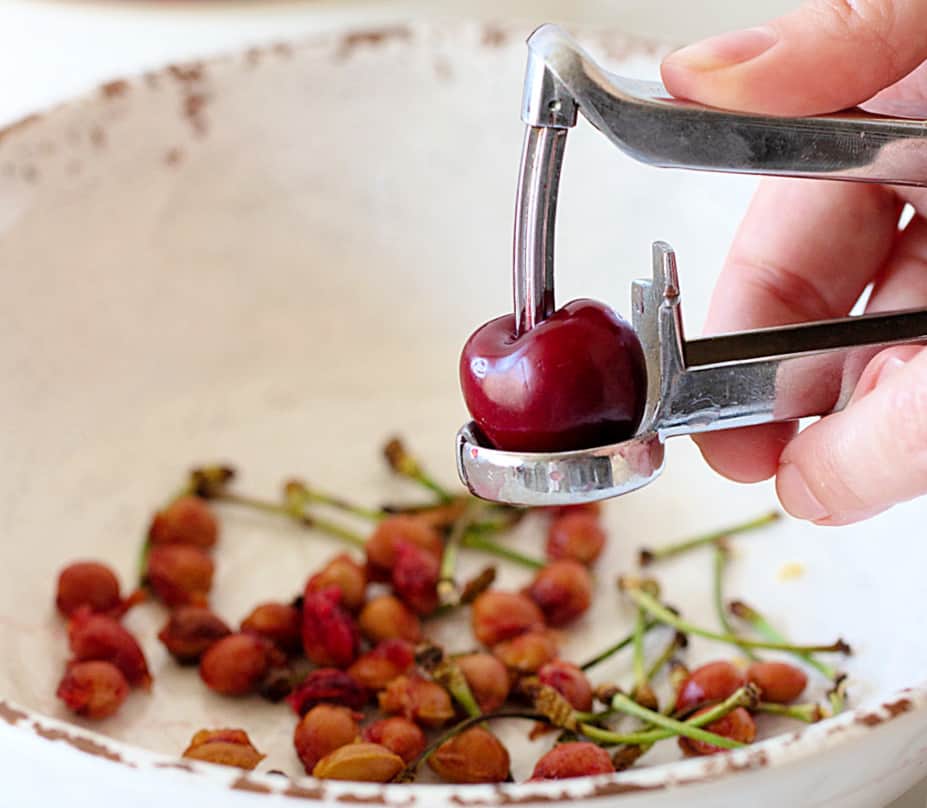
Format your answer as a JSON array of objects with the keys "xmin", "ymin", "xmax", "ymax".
[
  {"xmin": 775, "ymin": 346, "xmax": 927, "ymax": 525},
  {"xmin": 661, "ymin": 0, "xmax": 927, "ymax": 115}
]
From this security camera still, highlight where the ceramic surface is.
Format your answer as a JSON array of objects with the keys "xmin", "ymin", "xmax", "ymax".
[{"xmin": 1, "ymin": 21, "xmax": 925, "ymax": 807}]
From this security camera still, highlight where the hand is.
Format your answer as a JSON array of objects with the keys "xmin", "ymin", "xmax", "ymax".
[{"xmin": 660, "ymin": 0, "xmax": 927, "ymax": 525}]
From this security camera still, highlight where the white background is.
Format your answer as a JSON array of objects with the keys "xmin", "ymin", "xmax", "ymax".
[{"xmin": 0, "ymin": 1, "xmax": 924, "ymax": 805}]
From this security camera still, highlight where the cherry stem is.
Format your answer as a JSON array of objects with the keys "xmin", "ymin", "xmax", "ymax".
[
  {"xmin": 393, "ymin": 709, "xmax": 546, "ymax": 782},
  {"xmin": 631, "ymin": 607, "xmax": 648, "ymax": 693},
  {"xmin": 284, "ymin": 479, "xmax": 383, "ymax": 522},
  {"xmin": 382, "ymin": 437, "xmax": 455, "ymax": 503},
  {"xmin": 438, "ymin": 503, "xmax": 485, "ymax": 607},
  {"xmin": 645, "ymin": 630, "xmax": 686, "ymax": 683},
  {"xmin": 622, "ymin": 584, "xmax": 850, "ymax": 655},
  {"xmin": 713, "ymin": 543, "xmax": 759, "ymax": 662},
  {"xmin": 580, "ymin": 687, "xmax": 757, "ymax": 749},
  {"xmin": 217, "ymin": 491, "xmax": 367, "ymax": 548},
  {"xmin": 459, "ymin": 532, "xmax": 546, "ymax": 570},
  {"xmin": 638, "ymin": 510, "xmax": 780, "ymax": 566},
  {"xmin": 418, "ymin": 646, "xmax": 483, "ymax": 719},
  {"xmin": 727, "ymin": 599, "xmax": 846, "ymax": 700},
  {"xmin": 579, "ymin": 618, "xmax": 660, "ymax": 671},
  {"xmin": 755, "ymin": 701, "xmax": 823, "ymax": 723}
]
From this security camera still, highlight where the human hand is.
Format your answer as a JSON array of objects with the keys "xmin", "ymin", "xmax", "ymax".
[{"xmin": 660, "ymin": 0, "xmax": 927, "ymax": 525}]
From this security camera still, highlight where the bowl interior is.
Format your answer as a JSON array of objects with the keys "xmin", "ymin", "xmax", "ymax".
[{"xmin": 1, "ymin": 21, "xmax": 926, "ymax": 789}]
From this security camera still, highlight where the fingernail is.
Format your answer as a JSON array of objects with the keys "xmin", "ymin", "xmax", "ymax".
[
  {"xmin": 666, "ymin": 27, "xmax": 778, "ymax": 72},
  {"xmin": 777, "ymin": 463, "xmax": 829, "ymax": 522}
]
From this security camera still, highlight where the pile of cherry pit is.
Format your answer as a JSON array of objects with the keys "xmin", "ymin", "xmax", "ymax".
[{"xmin": 54, "ymin": 438, "xmax": 851, "ymax": 783}]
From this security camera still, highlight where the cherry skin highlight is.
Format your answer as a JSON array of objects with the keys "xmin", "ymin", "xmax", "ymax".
[{"xmin": 460, "ymin": 299, "xmax": 646, "ymax": 452}]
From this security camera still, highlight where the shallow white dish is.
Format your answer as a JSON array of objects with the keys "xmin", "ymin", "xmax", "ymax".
[{"xmin": 1, "ymin": 20, "xmax": 926, "ymax": 808}]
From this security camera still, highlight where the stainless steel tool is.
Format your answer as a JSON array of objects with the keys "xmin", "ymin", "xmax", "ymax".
[{"xmin": 456, "ymin": 23, "xmax": 927, "ymax": 506}]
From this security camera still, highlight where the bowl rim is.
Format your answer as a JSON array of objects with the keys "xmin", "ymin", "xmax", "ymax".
[{"xmin": 2, "ymin": 16, "xmax": 926, "ymax": 803}]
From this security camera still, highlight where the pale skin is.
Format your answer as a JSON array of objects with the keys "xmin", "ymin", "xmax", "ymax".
[{"xmin": 660, "ymin": 0, "xmax": 927, "ymax": 526}]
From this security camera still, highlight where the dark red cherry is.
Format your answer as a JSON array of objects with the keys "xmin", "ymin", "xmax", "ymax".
[{"xmin": 460, "ymin": 299, "xmax": 646, "ymax": 452}]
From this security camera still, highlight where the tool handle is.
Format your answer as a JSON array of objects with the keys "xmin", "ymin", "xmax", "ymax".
[{"xmin": 525, "ymin": 24, "xmax": 927, "ymax": 186}]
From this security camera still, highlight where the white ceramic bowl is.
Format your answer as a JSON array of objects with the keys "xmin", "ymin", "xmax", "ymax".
[{"xmin": 1, "ymin": 21, "xmax": 926, "ymax": 808}]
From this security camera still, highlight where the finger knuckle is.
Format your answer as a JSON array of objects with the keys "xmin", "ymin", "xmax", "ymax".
[{"xmin": 736, "ymin": 258, "xmax": 836, "ymax": 322}]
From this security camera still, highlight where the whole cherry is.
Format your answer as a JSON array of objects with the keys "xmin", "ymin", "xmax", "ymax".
[{"xmin": 460, "ymin": 299, "xmax": 646, "ymax": 452}]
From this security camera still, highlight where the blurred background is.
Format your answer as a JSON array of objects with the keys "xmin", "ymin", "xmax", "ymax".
[
  {"xmin": 1, "ymin": 1, "xmax": 924, "ymax": 805},
  {"xmin": 0, "ymin": 0, "xmax": 804, "ymax": 125}
]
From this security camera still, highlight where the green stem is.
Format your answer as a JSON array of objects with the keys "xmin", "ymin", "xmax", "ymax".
[
  {"xmin": 632, "ymin": 608, "xmax": 647, "ymax": 692},
  {"xmin": 218, "ymin": 491, "xmax": 367, "ymax": 548},
  {"xmin": 438, "ymin": 503, "xmax": 484, "ymax": 607},
  {"xmin": 382, "ymin": 437, "xmax": 455, "ymax": 503},
  {"xmin": 579, "ymin": 619, "xmax": 659, "ymax": 671},
  {"xmin": 728, "ymin": 600, "xmax": 842, "ymax": 680},
  {"xmin": 286, "ymin": 480, "xmax": 383, "ymax": 522},
  {"xmin": 713, "ymin": 544, "xmax": 759, "ymax": 661},
  {"xmin": 460, "ymin": 532, "xmax": 546, "ymax": 570},
  {"xmin": 579, "ymin": 688, "xmax": 755, "ymax": 749},
  {"xmin": 393, "ymin": 709, "xmax": 545, "ymax": 782},
  {"xmin": 639, "ymin": 510, "xmax": 780, "ymax": 565},
  {"xmin": 645, "ymin": 631, "xmax": 685, "ymax": 682},
  {"xmin": 755, "ymin": 702, "xmax": 822, "ymax": 723},
  {"xmin": 623, "ymin": 587, "xmax": 850, "ymax": 655}
]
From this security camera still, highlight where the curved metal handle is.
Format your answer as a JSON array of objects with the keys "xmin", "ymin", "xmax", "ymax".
[{"xmin": 524, "ymin": 24, "xmax": 927, "ymax": 186}]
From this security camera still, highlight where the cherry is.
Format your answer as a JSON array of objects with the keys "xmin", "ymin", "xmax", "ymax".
[{"xmin": 460, "ymin": 299, "xmax": 646, "ymax": 452}]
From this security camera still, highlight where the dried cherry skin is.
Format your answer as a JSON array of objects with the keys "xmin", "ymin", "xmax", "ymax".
[
  {"xmin": 391, "ymin": 540, "xmax": 440, "ymax": 616},
  {"xmin": 358, "ymin": 595, "xmax": 422, "ymax": 644},
  {"xmin": 676, "ymin": 661, "xmax": 747, "ymax": 715},
  {"xmin": 158, "ymin": 606, "xmax": 232, "ymax": 665},
  {"xmin": 363, "ymin": 717, "xmax": 426, "ymax": 764},
  {"xmin": 530, "ymin": 742, "xmax": 615, "ymax": 781},
  {"xmin": 286, "ymin": 668, "xmax": 369, "ymax": 715},
  {"xmin": 746, "ymin": 661, "xmax": 808, "ymax": 704},
  {"xmin": 456, "ymin": 653, "xmax": 511, "ymax": 712},
  {"xmin": 470, "ymin": 590, "xmax": 545, "ymax": 647},
  {"xmin": 301, "ymin": 585, "xmax": 361, "ymax": 668},
  {"xmin": 183, "ymin": 729, "xmax": 266, "ymax": 770},
  {"xmin": 68, "ymin": 608, "xmax": 152, "ymax": 689},
  {"xmin": 459, "ymin": 300, "xmax": 647, "ymax": 453},
  {"xmin": 56, "ymin": 660, "xmax": 130, "ymax": 720},
  {"xmin": 241, "ymin": 602, "xmax": 302, "ymax": 655},
  {"xmin": 525, "ymin": 560, "xmax": 593, "ymax": 627},
  {"xmin": 293, "ymin": 704, "xmax": 361, "ymax": 774},
  {"xmin": 538, "ymin": 660, "xmax": 594, "ymax": 711},
  {"xmin": 55, "ymin": 562, "xmax": 122, "ymax": 618},
  {"xmin": 678, "ymin": 706, "xmax": 757, "ymax": 756},
  {"xmin": 546, "ymin": 512, "xmax": 606, "ymax": 566},
  {"xmin": 146, "ymin": 544, "xmax": 214, "ymax": 608},
  {"xmin": 148, "ymin": 495, "xmax": 219, "ymax": 549},
  {"xmin": 429, "ymin": 727, "xmax": 511, "ymax": 784},
  {"xmin": 199, "ymin": 633, "xmax": 279, "ymax": 696}
]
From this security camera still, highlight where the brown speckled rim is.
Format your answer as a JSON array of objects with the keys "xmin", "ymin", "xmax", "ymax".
[{"xmin": 1, "ymin": 19, "xmax": 927, "ymax": 803}]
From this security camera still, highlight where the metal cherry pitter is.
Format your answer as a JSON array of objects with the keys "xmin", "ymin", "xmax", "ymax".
[{"xmin": 456, "ymin": 23, "xmax": 927, "ymax": 507}]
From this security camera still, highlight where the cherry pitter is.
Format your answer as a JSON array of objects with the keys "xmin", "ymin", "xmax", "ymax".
[{"xmin": 456, "ymin": 23, "xmax": 927, "ymax": 507}]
